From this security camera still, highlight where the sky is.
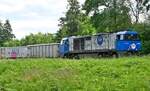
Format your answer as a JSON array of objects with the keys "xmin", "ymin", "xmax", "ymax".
[{"xmin": 0, "ymin": 0, "xmax": 85, "ymax": 39}]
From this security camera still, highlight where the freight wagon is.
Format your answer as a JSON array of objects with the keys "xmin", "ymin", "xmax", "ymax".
[
  {"xmin": 0, "ymin": 46, "xmax": 28, "ymax": 58},
  {"xmin": 27, "ymin": 43, "xmax": 59, "ymax": 58},
  {"xmin": 0, "ymin": 43, "xmax": 60, "ymax": 58},
  {"xmin": 59, "ymin": 30, "xmax": 142, "ymax": 58}
]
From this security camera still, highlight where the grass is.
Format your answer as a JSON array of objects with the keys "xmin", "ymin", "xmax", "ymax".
[{"xmin": 0, "ymin": 56, "xmax": 149, "ymax": 91}]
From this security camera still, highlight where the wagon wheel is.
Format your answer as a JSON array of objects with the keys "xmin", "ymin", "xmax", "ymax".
[{"xmin": 73, "ymin": 55, "xmax": 80, "ymax": 60}]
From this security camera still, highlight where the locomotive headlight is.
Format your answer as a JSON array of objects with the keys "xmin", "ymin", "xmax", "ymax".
[
  {"xmin": 137, "ymin": 43, "xmax": 141, "ymax": 45},
  {"xmin": 131, "ymin": 43, "xmax": 136, "ymax": 50}
]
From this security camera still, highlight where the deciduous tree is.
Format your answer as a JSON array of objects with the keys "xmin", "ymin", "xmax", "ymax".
[{"xmin": 0, "ymin": 20, "xmax": 15, "ymax": 46}]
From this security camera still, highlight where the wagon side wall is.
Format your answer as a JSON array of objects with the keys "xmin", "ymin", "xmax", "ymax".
[{"xmin": 28, "ymin": 43, "xmax": 60, "ymax": 58}]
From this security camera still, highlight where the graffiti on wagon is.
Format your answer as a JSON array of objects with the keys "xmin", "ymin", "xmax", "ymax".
[{"xmin": 0, "ymin": 47, "xmax": 28, "ymax": 58}]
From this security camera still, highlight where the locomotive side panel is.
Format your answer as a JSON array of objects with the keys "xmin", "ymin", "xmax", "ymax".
[
  {"xmin": 92, "ymin": 34, "xmax": 109, "ymax": 51},
  {"xmin": 84, "ymin": 37, "xmax": 92, "ymax": 51},
  {"xmin": 68, "ymin": 34, "xmax": 116, "ymax": 54},
  {"xmin": 108, "ymin": 33, "xmax": 116, "ymax": 50},
  {"xmin": 69, "ymin": 38, "xmax": 74, "ymax": 52},
  {"xmin": 69, "ymin": 36, "xmax": 92, "ymax": 53}
]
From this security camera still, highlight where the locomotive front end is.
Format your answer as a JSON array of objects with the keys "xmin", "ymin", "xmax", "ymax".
[{"xmin": 116, "ymin": 30, "xmax": 142, "ymax": 54}]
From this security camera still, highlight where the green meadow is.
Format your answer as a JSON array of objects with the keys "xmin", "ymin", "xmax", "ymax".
[{"xmin": 0, "ymin": 56, "xmax": 149, "ymax": 91}]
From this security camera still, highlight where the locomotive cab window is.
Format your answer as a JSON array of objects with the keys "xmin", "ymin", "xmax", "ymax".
[
  {"xmin": 124, "ymin": 34, "xmax": 139, "ymax": 41},
  {"xmin": 117, "ymin": 35, "xmax": 124, "ymax": 40},
  {"xmin": 60, "ymin": 40, "xmax": 65, "ymax": 45},
  {"xmin": 64, "ymin": 39, "xmax": 69, "ymax": 45},
  {"xmin": 117, "ymin": 35, "xmax": 121, "ymax": 40},
  {"xmin": 60, "ymin": 39, "xmax": 68, "ymax": 45}
]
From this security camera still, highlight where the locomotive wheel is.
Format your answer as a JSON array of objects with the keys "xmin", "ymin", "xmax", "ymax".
[{"xmin": 112, "ymin": 53, "xmax": 118, "ymax": 58}]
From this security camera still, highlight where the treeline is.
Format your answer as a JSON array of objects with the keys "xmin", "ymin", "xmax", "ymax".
[
  {"xmin": 1, "ymin": 0, "xmax": 150, "ymax": 54},
  {"xmin": 3, "ymin": 33, "xmax": 55, "ymax": 47}
]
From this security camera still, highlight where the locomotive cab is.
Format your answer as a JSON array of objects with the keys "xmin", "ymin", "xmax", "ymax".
[
  {"xmin": 116, "ymin": 31, "xmax": 141, "ymax": 53},
  {"xmin": 59, "ymin": 38, "xmax": 69, "ymax": 57}
]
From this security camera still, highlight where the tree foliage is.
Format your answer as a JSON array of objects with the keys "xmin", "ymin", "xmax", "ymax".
[
  {"xmin": 4, "ymin": 33, "xmax": 55, "ymax": 47},
  {"xmin": 55, "ymin": 0, "xmax": 96, "ymax": 42},
  {"xmin": 83, "ymin": 0, "xmax": 132, "ymax": 32},
  {"xmin": 20, "ymin": 33, "xmax": 55, "ymax": 46},
  {"xmin": 0, "ymin": 20, "xmax": 15, "ymax": 46},
  {"xmin": 126, "ymin": 0, "xmax": 150, "ymax": 23},
  {"xmin": 143, "ymin": 0, "xmax": 150, "ymax": 11}
]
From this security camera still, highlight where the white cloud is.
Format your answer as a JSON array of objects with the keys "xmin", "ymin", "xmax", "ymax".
[
  {"xmin": 11, "ymin": 19, "xmax": 59, "ymax": 39},
  {"xmin": 0, "ymin": 0, "xmax": 85, "ymax": 39},
  {"xmin": 0, "ymin": 2, "xmax": 24, "ymax": 13},
  {"xmin": 12, "ymin": 19, "xmax": 57, "ymax": 31}
]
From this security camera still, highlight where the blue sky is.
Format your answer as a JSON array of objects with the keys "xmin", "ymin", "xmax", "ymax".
[{"xmin": 0, "ymin": 0, "xmax": 85, "ymax": 39}]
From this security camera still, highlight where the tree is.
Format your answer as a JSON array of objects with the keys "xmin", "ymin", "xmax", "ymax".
[
  {"xmin": 3, "ymin": 20, "xmax": 15, "ymax": 38},
  {"xmin": 19, "ymin": 32, "xmax": 54, "ymax": 46},
  {"xmin": 83, "ymin": 0, "xmax": 132, "ymax": 32},
  {"xmin": 3, "ymin": 39, "xmax": 21, "ymax": 47},
  {"xmin": 0, "ymin": 20, "xmax": 15, "ymax": 46},
  {"xmin": 55, "ymin": 0, "xmax": 96, "ymax": 41},
  {"xmin": 126, "ymin": 0, "xmax": 150, "ymax": 23},
  {"xmin": 143, "ymin": 0, "xmax": 150, "ymax": 12},
  {"xmin": 65, "ymin": 0, "xmax": 81, "ymax": 36},
  {"xmin": 55, "ymin": 0, "xmax": 81, "ymax": 42},
  {"xmin": 127, "ymin": 0, "xmax": 142, "ymax": 23},
  {"xmin": 78, "ymin": 14, "xmax": 96, "ymax": 35},
  {"xmin": 55, "ymin": 17, "xmax": 68, "ymax": 42}
]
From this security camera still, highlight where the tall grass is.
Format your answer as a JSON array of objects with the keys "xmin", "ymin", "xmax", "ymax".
[{"xmin": 0, "ymin": 56, "xmax": 149, "ymax": 91}]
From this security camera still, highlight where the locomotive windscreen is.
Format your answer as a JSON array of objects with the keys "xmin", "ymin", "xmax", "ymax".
[{"xmin": 124, "ymin": 34, "xmax": 140, "ymax": 41}]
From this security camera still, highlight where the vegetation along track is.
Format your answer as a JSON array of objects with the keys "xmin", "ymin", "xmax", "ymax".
[{"xmin": 0, "ymin": 56, "xmax": 149, "ymax": 91}]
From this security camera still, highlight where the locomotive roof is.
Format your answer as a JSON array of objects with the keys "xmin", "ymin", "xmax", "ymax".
[
  {"xmin": 66, "ymin": 30, "xmax": 138, "ymax": 39},
  {"xmin": 116, "ymin": 31, "xmax": 138, "ymax": 35},
  {"xmin": 68, "ymin": 33, "xmax": 113, "ymax": 39}
]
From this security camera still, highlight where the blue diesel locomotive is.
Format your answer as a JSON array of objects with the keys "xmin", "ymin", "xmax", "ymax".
[{"xmin": 59, "ymin": 29, "xmax": 141, "ymax": 58}]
